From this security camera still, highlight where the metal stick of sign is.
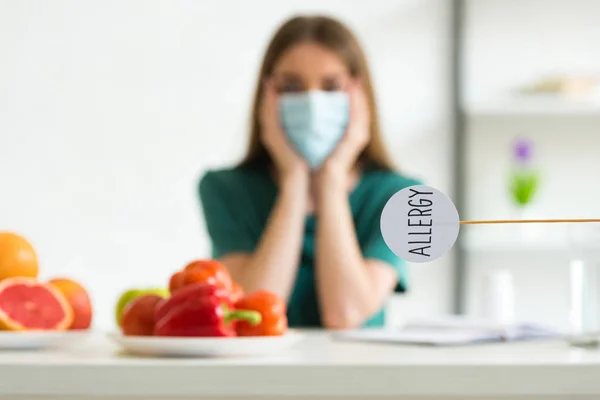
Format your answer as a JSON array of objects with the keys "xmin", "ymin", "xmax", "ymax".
[{"xmin": 380, "ymin": 185, "xmax": 600, "ymax": 263}]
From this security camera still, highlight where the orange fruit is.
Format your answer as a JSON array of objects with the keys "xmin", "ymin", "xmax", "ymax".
[
  {"xmin": 0, "ymin": 232, "xmax": 39, "ymax": 280},
  {"xmin": 48, "ymin": 278, "xmax": 93, "ymax": 330}
]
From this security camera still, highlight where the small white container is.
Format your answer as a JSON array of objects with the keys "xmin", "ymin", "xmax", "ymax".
[
  {"xmin": 567, "ymin": 223, "xmax": 600, "ymax": 343},
  {"xmin": 481, "ymin": 269, "xmax": 516, "ymax": 324}
]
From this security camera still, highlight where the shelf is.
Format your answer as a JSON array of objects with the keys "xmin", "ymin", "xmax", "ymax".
[
  {"xmin": 462, "ymin": 238, "xmax": 569, "ymax": 253},
  {"xmin": 466, "ymin": 95, "xmax": 600, "ymax": 118},
  {"xmin": 461, "ymin": 229, "xmax": 570, "ymax": 253}
]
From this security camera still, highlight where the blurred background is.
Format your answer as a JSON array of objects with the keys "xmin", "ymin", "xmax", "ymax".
[{"xmin": 1, "ymin": 0, "xmax": 599, "ymax": 331}]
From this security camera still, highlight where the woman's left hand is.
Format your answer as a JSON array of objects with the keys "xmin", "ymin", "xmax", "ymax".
[{"xmin": 320, "ymin": 80, "xmax": 370, "ymax": 180}]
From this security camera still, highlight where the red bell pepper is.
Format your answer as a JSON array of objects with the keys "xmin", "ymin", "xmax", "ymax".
[
  {"xmin": 154, "ymin": 286, "xmax": 261, "ymax": 337},
  {"xmin": 155, "ymin": 282, "xmax": 231, "ymax": 323}
]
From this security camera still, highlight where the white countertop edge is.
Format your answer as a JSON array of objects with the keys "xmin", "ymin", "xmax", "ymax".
[
  {"xmin": 2, "ymin": 332, "xmax": 600, "ymax": 397},
  {"xmin": 2, "ymin": 363, "xmax": 600, "ymax": 397}
]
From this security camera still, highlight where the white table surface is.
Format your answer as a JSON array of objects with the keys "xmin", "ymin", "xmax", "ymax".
[{"xmin": 2, "ymin": 330, "xmax": 600, "ymax": 400}]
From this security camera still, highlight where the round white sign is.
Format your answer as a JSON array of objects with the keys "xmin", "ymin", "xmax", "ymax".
[{"xmin": 380, "ymin": 185, "xmax": 460, "ymax": 263}]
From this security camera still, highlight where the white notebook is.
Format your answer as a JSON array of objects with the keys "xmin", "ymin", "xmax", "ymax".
[{"xmin": 332, "ymin": 316, "xmax": 560, "ymax": 346}]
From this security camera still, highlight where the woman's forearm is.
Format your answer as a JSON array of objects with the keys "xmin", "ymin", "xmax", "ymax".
[
  {"xmin": 315, "ymin": 172, "xmax": 382, "ymax": 329},
  {"xmin": 238, "ymin": 171, "xmax": 308, "ymax": 301}
]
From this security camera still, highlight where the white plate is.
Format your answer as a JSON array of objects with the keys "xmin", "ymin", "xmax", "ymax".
[
  {"xmin": 107, "ymin": 330, "xmax": 305, "ymax": 357},
  {"xmin": 0, "ymin": 330, "xmax": 91, "ymax": 350}
]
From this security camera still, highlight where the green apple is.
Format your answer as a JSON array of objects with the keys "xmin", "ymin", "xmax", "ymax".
[{"xmin": 115, "ymin": 288, "xmax": 169, "ymax": 327}]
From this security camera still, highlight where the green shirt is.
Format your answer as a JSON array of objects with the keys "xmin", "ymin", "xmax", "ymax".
[{"xmin": 198, "ymin": 163, "xmax": 421, "ymax": 327}]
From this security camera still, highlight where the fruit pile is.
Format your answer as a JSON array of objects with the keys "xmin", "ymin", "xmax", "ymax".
[
  {"xmin": 118, "ymin": 259, "xmax": 288, "ymax": 337},
  {"xmin": 0, "ymin": 232, "xmax": 93, "ymax": 331}
]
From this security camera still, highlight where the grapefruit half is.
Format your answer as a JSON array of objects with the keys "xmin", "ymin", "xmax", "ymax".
[{"xmin": 0, "ymin": 277, "xmax": 73, "ymax": 331}]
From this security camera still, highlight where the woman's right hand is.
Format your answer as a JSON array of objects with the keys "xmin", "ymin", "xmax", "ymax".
[{"xmin": 259, "ymin": 80, "xmax": 309, "ymax": 182}]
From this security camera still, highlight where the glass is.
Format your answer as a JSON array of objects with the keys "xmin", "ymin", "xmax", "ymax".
[{"xmin": 567, "ymin": 223, "xmax": 600, "ymax": 346}]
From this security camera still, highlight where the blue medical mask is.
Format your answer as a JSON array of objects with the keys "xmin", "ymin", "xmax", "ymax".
[{"xmin": 279, "ymin": 90, "xmax": 350, "ymax": 169}]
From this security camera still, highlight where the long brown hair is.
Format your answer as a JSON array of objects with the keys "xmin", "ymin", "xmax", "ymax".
[{"xmin": 240, "ymin": 15, "xmax": 396, "ymax": 171}]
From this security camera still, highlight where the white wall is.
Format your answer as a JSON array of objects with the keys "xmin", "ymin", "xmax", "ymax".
[
  {"xmin": 0, "ymin": 0, "xmax": 453, "ymax": 330},
  {"xmin": 462, "ymin": 0, "xmax": 600, "ymax": 330},
  {"xmin": 464, "ymin": 0, "xmax": 600, "ymax": 106}
]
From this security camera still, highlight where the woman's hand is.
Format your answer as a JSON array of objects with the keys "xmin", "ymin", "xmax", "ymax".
[
  {"xmin": 260, "ymin": 79, "xmax": 309, "ymax": 182},
  {"xmin": 316, "ymin": 80, "xmax": 370, "ymax": 196},
  {"xmin": 319, "ymin": 80, "xmax": 370, "ymax": 180}
]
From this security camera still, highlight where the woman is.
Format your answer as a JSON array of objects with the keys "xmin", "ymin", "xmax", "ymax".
[{"xmin": 198, "ymin": 15, "xmax": 421, "ymax": 329}]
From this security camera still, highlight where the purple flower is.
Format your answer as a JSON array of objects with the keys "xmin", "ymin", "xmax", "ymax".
[{"xmin": 513, "ymin": 138, "xmax": 533, "ymax": 163}]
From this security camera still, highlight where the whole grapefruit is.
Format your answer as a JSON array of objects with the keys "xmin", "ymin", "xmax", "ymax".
[
  {"xmin": 0, "ymin": 232, "xmax": 39, "ymax": 281},
  {"xmin": 48, "ymin": 278, "xmax": 93, "ymax": 330}
]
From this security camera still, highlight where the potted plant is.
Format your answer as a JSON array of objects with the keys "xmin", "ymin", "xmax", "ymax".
[
  {"xmin": 509, "ymin": 137, "xmax": 540, "ymax": 210},
  {"xmin": 508, "ymin": 137, "xmax": 541, "ymax": 239}
]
